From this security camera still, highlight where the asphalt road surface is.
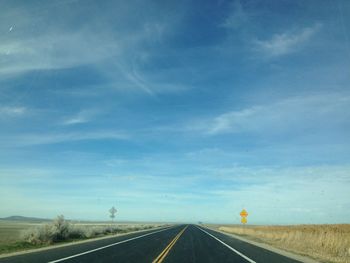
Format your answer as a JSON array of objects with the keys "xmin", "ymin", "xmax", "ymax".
[{"xmin": 0, "ymin": 225, "xmax": 302, "ymax": 263}]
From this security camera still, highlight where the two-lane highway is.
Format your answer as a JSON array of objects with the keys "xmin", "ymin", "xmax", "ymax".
[
  {"xmin": 162, "ymin": 226, "xmax": 302, "ymax": 263},
  {"xmin": 0, "ymin": 225, "xmax": 303, "ymax": 263}
]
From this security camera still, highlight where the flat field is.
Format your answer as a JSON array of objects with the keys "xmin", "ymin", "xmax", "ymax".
[
  {"xmin": 211, "ymin": 224, "xmax": 350, "ymax": 263},
  {"xmin": 0, "ymin": 221, "xmax": 43, "ymax": 245}
]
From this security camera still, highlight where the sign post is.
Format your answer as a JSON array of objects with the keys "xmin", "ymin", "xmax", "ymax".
[
  {"xmin": 240, "ymin": 209, "xmax": 248, "ymax": 224},
  {"xmin": 109, "ymin": 206, "xmax": 117, "ymax": 223}
]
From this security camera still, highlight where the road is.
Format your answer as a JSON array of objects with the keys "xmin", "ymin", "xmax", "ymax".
[{"xmin": 0, "ymin": 225, "xmax": 302, "ymax": 263}]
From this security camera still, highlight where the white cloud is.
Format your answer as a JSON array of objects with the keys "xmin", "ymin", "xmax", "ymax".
[
  {"xmin": 123, "ymin": 67, "xmax": 155, "ymax": 95},
  {"xmin": 188, "ymin": 93, "xmax": 350, "ymax": 135},
  {"xmin": 254, "ymin": 24, "xmax": 321, "ymax": 57},
  {"xmin": 0, "ymin": 2, "xmax": 120, "ymax": 75},
  {"xmin": 0, "ymin": 23, "xmax": 187, "ymax": 95},
  {"xmin": 0, "ymin": 2, "xmax": 187, "ymax": 95},
  {"xmin": 0, "ymin": 31, "xmax": 120, "ymax": 75},
  {"xmin": 0, "ymin": 106, "xmax": 26, "ymax": 116},
  {"xmin": 0, "ymin": 131, "xmax": 129, "ymax": 147},
  {"xmin": 118, "ymin": 67, "xmax": 190, "ymax": 95},
  {"xmin": 222, "ymin": 0, "xmax": 249, "ymax": 29},
  {"xmin": 61, "ymin": 109, "xmax": 100, "ymax": 125},
  {"xmin": 206, "ymin": 107, "xmax": 260, "ymax": 134}
]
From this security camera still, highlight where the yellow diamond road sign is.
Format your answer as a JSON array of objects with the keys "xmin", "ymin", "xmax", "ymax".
[
  {"xmin": 239, "ymin": 209, "xmax": 248, "ymax": 224},
  {"xmin": 240, "ymin": 209, "xmax": 248, "ymax": 217}
]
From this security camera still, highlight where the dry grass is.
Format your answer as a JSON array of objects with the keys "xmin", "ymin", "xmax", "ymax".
[
  {"xmin": 216, "ymin": 224, "xmax": 350, "ymax": 263},
  {"xmin": 0, "ymin": 217, "xmax": 163, "ymax": 254},
  {"xmin": 0, "ymin": 221, "xmax": 42, "ymax": 245}
]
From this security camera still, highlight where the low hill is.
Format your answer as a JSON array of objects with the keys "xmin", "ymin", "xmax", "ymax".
[{"xmin": 0, "ymin": 215, "xmax": 51, "ymax": 222}]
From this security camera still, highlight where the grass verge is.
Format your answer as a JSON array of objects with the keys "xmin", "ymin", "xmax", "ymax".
[{"xmin": 212, "ymin": 224, "xmax": 350, "ymax": 263}]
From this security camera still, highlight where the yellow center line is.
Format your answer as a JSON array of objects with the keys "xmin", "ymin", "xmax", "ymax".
[{"xmin": 152, "ymin": 226, "xmax": 188, "ymax": 263}]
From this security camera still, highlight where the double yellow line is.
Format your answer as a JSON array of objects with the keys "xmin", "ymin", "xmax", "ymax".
[{"xmin": 152, "ymin": 226, "xmax": 188, "ymax": 263}]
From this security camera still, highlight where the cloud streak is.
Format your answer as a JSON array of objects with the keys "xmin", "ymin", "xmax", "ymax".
[
  {"xmin": 1, "ymin": 131, "xmax": 129, "ymax": 147},
  {"xmin": 254, "ymin": 24, "xmax": 321, "ymax": 57},
  {"xmin": 61, "ymin": 109, "xmax": 100, "ymax": 126},
  {"xmin": 0, "ymin": 106, "xmax": 27, "ymax": 117},
  {"xmin": 222, "ymin": 0, "xmax": 249, "ymax": 29},
  {"xmin": 0, "ymin": 1, "xmax": 187, "ymax": 96},
  {"xmin": 187, "ymin": 93, "xmax": 350, "ymax": 135},
  {"xmin": 0, "ymin": 30, "xmax": 120, "ymax": 75}
]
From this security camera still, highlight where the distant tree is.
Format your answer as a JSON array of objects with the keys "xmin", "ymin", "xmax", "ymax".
[{"xmin": 109, "ymin": 206, "xmax": 117, "ymax": 222}]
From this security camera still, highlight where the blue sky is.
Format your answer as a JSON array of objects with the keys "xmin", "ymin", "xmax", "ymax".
[{"xmin": 0, "ymin": 0, "xmax": 349, "ymax": 224}]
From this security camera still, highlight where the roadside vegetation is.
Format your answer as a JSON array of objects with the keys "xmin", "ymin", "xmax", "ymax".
[
  {"xmin": 0, "ymin": 216, "xmax": 161, "ymax": 255},
  {"xmin": 214, "ymin": 224, "xmax": 350, "ymax": 263}
]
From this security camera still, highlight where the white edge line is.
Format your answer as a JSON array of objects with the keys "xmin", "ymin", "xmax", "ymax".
[
  {"xmin": 196, "ymin": 225, "xmax": 257, "ymax": 263},
  {"xmin": 48, "ymin": 226, "xmax": 175, "ymax": 263}
]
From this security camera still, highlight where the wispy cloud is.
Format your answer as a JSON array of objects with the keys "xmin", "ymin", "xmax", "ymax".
[
  {"xmin": 0, "ymin": 1, "xmax": 187, "ymax": 96},
  {"xmin": 187, "ymin": 93, "xmax": 349, "ymax": 135},
  {"xmin": 0, "ymin": 31, "xmax": 120, "ymax": 75},
  {"xmin": 222, "ymin": 0, "xmax": 249, "ymax": 29},
  {"xmin": 118, "ymin": 67, "xmax": 191, "ymax": 95},
  {"xmin": 61, "ymin": 109, "xmax": 100, "ymax": 125},
  {"xmin": 1, "ymin": 131, "xmax": 129, "ymax": 147},
  {"xmin": 122, "ymin": 67, "xmax": 155, "ymax": 95},
  {"xmin": 0, "ymin": 106, "xmax": 27, "ymax": 117},
  {"xmin": 0, "ymin": 2, "xmax": 121, "ymax": 76},
  {"xmin": 254, "ymin": 24, "xmax": 321, "ymax": 57}
]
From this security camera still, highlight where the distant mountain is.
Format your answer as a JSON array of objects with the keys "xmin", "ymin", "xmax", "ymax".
[{"xmin": 0, "ymin": 215, "xmax": 51, "ymax": 222}]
